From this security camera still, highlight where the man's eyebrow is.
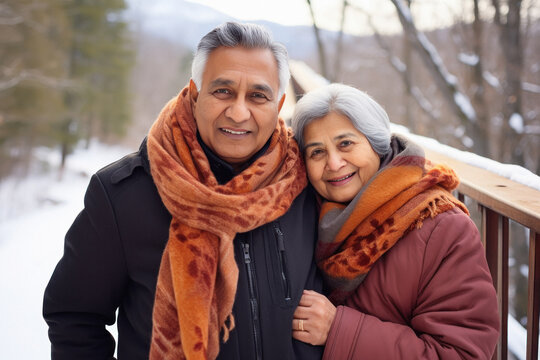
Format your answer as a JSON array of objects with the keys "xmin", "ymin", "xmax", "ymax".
[
  {"xmin": 252, "ymin": 83, "xmax": 274, "ymax": 97},
  {"xmin": 208, "ymin": 78, "xmax": 235, "ymax": 88}
]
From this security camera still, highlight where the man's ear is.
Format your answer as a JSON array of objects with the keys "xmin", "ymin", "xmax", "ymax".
[
  {"xmin": 277, "ymin": 93, "xmax": 286, "ymax": 113},
  {"xmin": 189, "ymin": 79, "xmax": 199, "ymax": 103}
]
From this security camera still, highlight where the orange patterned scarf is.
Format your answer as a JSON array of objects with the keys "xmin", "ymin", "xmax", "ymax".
[
  {"xmin": 316, "ymin": 135, "xmax": 468, "ymax": 304},
  {"xmin": 147, "ymin": 86, "xmax": 307, "ymax": 359}
]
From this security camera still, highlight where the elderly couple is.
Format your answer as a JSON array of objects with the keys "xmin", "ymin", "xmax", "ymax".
[{"xmin": 43, "ymin": 22, "xmax": 499, "ymax": 359}]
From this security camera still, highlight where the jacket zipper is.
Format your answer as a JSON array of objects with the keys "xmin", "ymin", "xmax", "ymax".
[
  {"xmin": 242, "ymin": 239, "xmax": 263, "ymax": 360},
  {"xmin": 273, "ymin": 222, "xmax": 291, "ymax": 301}
]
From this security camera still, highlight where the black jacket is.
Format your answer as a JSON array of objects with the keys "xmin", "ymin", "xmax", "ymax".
[{"xmin": 43, "ymin": 140, "xmax": 324, "ymax": 359}]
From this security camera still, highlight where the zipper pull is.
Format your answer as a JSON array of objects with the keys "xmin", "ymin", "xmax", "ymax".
[
  {"xmin": 242, "ymin": 243, "xmax": 251, "ymax": 264},
  {"xmin": 273, "ymin": 223, "xmax": 285, "ymax": 251}
]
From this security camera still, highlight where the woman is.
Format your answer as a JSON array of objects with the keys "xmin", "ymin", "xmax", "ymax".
[{"xmin": 290, "ymin": 83, "xmax": 499, "ymax": 359}]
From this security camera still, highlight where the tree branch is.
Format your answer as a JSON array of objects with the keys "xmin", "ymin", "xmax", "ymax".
[{"xmin": 390, "ymin": 0, "xmax": 478, "ymax": 126}]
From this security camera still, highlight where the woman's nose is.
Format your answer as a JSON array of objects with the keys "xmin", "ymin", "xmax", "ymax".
[{"xmin": 326, "ymin": 151, "xmax": 346, "ymax": 171}]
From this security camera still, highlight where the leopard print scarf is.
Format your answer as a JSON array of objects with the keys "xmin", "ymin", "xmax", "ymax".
[
  {"xmin": 147, "ymin": 86, "xmax": 307, "ymax": 359},
  {"xmin": 316, "ymin": 135, "xmax": 468, "ymax": 304}
]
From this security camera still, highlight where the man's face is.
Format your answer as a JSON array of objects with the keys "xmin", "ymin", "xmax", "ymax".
[{"xmin": 190, "ymin": 46, "xmax": 285, "ymax": 166}]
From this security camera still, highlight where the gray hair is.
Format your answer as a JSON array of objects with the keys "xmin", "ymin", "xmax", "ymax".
[
  {"xmin": 191, "ymin": 22, "xmax": 290, "ymax": 98},
  {"xmin": 291, "ymin": 83, "xmax": 391, "ymax": 156}
]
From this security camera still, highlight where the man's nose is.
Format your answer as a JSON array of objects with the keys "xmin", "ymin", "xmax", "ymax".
[
  {"xmin": 326, "ymin": 151, "xmax": 346, "ymax": 171},
  {"xmin": 225, "ymin": 98, "xmax": 250, "ymax": 123}
]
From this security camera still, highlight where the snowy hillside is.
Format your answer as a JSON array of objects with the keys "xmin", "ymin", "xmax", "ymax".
[{"xmin": 0, "ymin": 141, "xmax": 133, "ymax": 359}]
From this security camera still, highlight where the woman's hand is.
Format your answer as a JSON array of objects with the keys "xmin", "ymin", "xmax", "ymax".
[{"xmin": 292, "ymin": 289, "xmax": 337, "ymax": 345}]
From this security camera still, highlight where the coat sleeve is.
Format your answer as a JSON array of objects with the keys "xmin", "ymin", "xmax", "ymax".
[
  {"xmin": 323, "ymin": 210, "xmax": 500, "ymax": 360},
  {"xmin": 43, "ymin": 174, "xmax": 128, "ymax": 360}
]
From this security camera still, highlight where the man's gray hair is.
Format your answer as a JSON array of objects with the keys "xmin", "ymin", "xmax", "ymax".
[
  {"xmin": 191, "ymin": 22, "xmax": 290, "ymax": 98},
  {"xmin": 291, "ymin": 83, "xmax": 391, "ymax": 156}
]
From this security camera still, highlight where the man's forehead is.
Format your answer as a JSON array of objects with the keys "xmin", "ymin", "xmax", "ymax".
[{"xmin": 202, "ymin": 46, "xmax": 279, "ymax": 92}]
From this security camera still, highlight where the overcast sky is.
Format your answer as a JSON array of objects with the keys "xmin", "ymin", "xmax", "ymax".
[{"xmin": 184, "ymin": 0, "xmax": 473, "ymax": 35}]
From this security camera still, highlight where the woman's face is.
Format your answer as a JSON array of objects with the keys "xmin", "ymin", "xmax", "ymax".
[{"xmin": 303, "ymin": 112, "xmax": 381, "ymax": 203}]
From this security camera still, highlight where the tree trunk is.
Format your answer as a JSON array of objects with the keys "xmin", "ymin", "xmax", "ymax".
[
  {"xmin": 470, "ymin": 0, "xmax": 490, "ymax": 155},
  {"xmin": 402, "ymin": 0, "xmax": 415, "ymax": 132},
  {"xmin": 305, "ymin": 0, "xmax": 328, "ymax": 79},
  {"xmin": 332, "ymin": 0, "xmax": 348, "ymax": 82},
  {"xmin": 498, "ymin": 0, "xmax": 524, "ymax": 164}
]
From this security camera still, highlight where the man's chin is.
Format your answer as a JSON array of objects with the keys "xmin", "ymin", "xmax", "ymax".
[{"xmin": 218, "ymin": 152, "xmax": 253, "ymax": 166}]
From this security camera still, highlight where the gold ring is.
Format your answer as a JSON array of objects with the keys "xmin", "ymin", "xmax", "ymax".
[{"xmin": 299, "ymin": 319, "xmax": 304, "ymax": 331}]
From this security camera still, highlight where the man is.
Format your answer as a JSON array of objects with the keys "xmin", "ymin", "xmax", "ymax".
[{"xmin": 43, "ymin": 22, "xmax": 323, "ymax": 360}]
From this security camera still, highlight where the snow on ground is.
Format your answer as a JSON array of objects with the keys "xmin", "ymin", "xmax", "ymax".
[
  {"xmin": 0, "ymin": 141, "xmax": 133, "ymax": 359},
  {"xmin": 0, "ymin": 137, "xmax": 538, "ymax": 359}
]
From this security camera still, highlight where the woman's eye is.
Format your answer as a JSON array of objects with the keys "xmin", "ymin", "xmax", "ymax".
[
  {"xmin": 339, "ymin": 140, "xmax": 353, "ymax": 148},
  {"xmin": 309, "ymin": 149, "xmax": 324, "ymax": 159}
]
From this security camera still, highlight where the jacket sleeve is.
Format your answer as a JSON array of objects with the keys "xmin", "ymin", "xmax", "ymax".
[
  {"xmin": 323, "ymin": 210, "xmax": 500, "ymax": 360},
  {"xmin": 43, "ymin": 174, "xmax": 128, "ymax": 360}
]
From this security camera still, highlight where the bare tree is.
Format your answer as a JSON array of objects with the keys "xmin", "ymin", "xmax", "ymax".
[
  {"xmin": 305, "ymin": 0, "xmax": 329, "ymax": 79},
  {"xmin": 0, "ymin": 65, "xmax": 73, "ymax": 92},
  {"xmin": 332, "ymin": 0, "xmax": 349, "ymax": 82},
  {"xmin": 349, "ymin": 3, "xmax": 441, "ymax": 128},
  {"xmin": 402, "ymin": 0, "xmax": 415, "ymax": 131},
  {"xmin": 469, "ymin": 0, "xmax": 490, "ymax": 153},
  {"xmin": 389, "ymin": 0, "xmax": 489, "ymax": 155},
  {"xmin": 491, "ymin": 0, "xmax": 525, "ymax": 164}
]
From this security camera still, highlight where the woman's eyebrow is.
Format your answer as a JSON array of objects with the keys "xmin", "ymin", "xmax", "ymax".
[
  {"xmin": 334, "ymin": 132, "xmax": 358, "ymax": 141},
  {"xmin": 304, "ymin": 132, "xmax": 359, "ymax": 149},
  {"xmin": 304, "ymin": 141, "xmax": 323, "ymax": 149}
]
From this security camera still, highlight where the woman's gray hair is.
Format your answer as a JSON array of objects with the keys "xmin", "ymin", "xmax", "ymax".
[
  {"xmin": 291, "ymin": 83, "xmax": 391, "ymax": 156},
  {"xmin": 191, "ymin": 22, "xmax": 290, "ymax": 98}
]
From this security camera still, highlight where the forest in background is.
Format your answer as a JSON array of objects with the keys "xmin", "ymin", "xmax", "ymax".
[
  {"xmin": 1, "ymin": 0, "xmax": 539, "ymax": 179},
  {"xmin": 0, "ymin": 0, "xmax": 133, "ymax": 178},
  {"xmin": 1, "ymin": 2, "xmax": 539, "ymax": 356}
]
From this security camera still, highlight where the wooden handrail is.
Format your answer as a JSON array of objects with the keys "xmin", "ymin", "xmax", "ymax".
[{"xmin": 423, "ymin": 149, "xmax": 540, "ymax": 231}]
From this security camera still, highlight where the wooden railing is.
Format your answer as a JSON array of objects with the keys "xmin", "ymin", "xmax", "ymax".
[{"xmin": 285, "ymin": 60, "xmax": 540, "ymax": 360}]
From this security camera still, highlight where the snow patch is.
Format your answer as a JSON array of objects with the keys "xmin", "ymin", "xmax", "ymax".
[
  {"xmin": 483, "ymin": 71, "xmax": 502, "ymax": 90},
  {"xmin": 454, "ymin": 91, "xmax": 477, "ymax": 122},
  {"xmin": 522, "ymin": 82, "xmax": 540, "ymax": 94},
  {"xmin": 458, "ymin": 52, "xmax": 479, "ymax": 66},
  {"xmin": 509, "ymin": 113, "xmax": 525, "ymax": 134}
]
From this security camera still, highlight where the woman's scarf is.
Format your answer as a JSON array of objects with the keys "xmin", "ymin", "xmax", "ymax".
[
  {"xmin": 147, "ymin": 86, "xmax": 307, "ymax": 359},
  {"xmin": 316, "ymin": 135, "xmax": 468, "ymax": 304}
]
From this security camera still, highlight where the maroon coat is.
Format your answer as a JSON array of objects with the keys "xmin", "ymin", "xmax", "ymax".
[{"xmin": 323, "ymin": 207, "xmax": 499, "ymax": 359}]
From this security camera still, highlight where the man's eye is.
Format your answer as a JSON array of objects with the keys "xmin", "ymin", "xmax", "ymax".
[
  {"xmin": 251, "ymin": 92, "xmax": 269, "ymax": 103},
  {"xmin": 213, "ymin": 89, "xmax": 231, "ymax": 98}
]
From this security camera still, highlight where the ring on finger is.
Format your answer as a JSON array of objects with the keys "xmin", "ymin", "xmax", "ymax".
[{"xmin": 299, "ymin": 319, "xmax": 304, "ymax": 331}]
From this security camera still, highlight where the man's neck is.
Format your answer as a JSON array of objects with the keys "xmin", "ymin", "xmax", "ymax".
[{"xmin": 196, "ymin": 132, "xmax": 272, "ymax": 185}]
